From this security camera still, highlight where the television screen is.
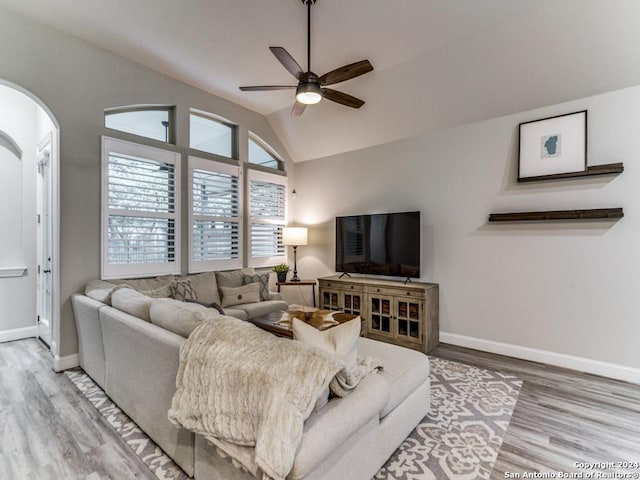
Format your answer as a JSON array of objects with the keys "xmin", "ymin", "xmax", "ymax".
[{"xmin": 335, "ymin": 211, "xmax": 421, "ymax": 278}]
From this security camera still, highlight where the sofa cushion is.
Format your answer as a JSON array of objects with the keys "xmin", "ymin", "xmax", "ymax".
[
  {"xmin": 232, "ymin": 300, "xmax": 289, "ymax": 319},
  {"xmin": 182, "ymin": 271, "xmax": 221, "ymax": 305},
  {"xmin": 184, "ymin": 298, "xmax": 225, "ymax": 315},
  {"xmin": 222, "ymin": 308, "xmax": 248, "ymax": 320},
  {"xmin": 220, "ymin": 283, "xmax": 261, "ymax": 308},
  {"xmin": 357, "ymin": 337, "xmax": 429, "ymax": 418},
  {"xmin": 243, "ymin": 272, "xmax": 270, "ymax": 301},
  {"xmin": 111, "ymin": 287, "xmax": 153, "ymax": 322},
  {"xmin": 113, "ymin": 274, "xmax": 175, "ymax": 292},
  {"xmin": 171, "ymin": 278, "xmax": 198, "ymax": 302},
  {"xmin": 215, "ymin": 267, "xmax": 255, "ymax": 295},
  {"xmin": 150, "ymin": 298, "xmax": 220, "ymax": 338},
  {"xmin": 85, "ymin": 279, "xmax": 118, "ymax": 305}
]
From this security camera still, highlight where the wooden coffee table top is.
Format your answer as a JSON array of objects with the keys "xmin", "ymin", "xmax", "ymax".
[{"xmin": 248, "ymin": 311, "xmax": 357, "ymax": 338}]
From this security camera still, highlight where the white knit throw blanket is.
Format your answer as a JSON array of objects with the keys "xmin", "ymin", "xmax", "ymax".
[{"xmin": 168, "ymin": 317, "xmax": 342, "ymax": 480}]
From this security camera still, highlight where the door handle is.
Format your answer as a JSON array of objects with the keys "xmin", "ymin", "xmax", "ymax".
[{"xmin": 43, "ymin": 269, "xmax": 51, "ymax": 273}]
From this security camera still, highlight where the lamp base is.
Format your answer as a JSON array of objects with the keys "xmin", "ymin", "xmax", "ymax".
[{"xmin": 290, "ymin": 275, "xmax": 301, "ymax": 282}]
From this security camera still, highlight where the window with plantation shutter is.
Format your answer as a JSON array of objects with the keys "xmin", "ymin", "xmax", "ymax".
[
  {"xmin": 101, "ymin": 137, "xmax": 181, "ymax": 279},
  {"xmin": 188, "ymin": 157, "xmax": 242, "ymax": 272},
  {"xmin": 247, "ymin": 169, "xmax": 287, "ymax": 267}
]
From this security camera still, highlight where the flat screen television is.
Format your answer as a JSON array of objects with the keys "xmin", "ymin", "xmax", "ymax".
[{"xmin": 335, "ymin": 211, "xmax": 421, "ymax": 278}]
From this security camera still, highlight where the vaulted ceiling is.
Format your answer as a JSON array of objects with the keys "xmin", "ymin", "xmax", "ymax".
[{"xmin": 2, "ymin": 0, "xmax": 640, "ymax": 161}]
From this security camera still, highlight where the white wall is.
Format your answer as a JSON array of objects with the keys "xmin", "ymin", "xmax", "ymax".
[
  {"xmin": 0, "ymin": 8, "xmax": 294, "ymax": 357},
  {"xmin": 292, "ymin": 85, "xmax": 640, "ymax": 378},
  {"xmin": 0, "ymin": 86, "xmax": 41, "ymax": 337}
]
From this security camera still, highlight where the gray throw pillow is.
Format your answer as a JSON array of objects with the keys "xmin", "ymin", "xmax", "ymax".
[
  {"xmin": 171, "ymin": 278, "xmax": 197, "ymax": 302},
  {"xmin": 243, "ymin": 273, "xmax": 270, "ymax": 301}
]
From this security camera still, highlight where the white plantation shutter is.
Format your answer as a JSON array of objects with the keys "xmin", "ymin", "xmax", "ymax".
[
  {"xmin": 188, "ymin": 157, "xmax": 242, "ymax": 272},
  {"xmin": 248, "ymin": 169, "xmax": 287, "ymax": 267},
  {"xmin": 101, "ymin": 137, "xmax": 181, "ymax": 278}
]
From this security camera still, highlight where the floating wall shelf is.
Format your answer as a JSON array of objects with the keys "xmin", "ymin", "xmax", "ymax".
[
  {"xmin": 517, "ymin": 162, "xmax": 624, "ymax": 183},
  {"xmin": 488, "ymin": 208, "xmax": 624, "ymax": 222}
]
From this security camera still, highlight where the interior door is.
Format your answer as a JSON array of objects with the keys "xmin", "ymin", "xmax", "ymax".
[{"xmin": 36, "ymin": 136, "xmax": 52, "ymax": 347}]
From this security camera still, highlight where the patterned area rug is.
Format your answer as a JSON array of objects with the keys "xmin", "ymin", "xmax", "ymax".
[
  {"xmin": 375, "ymin": 357, "xmax": 522, "ymax": 480},
  {"xmin": 65, "ymin": 357, "xmax": 521, "ymax": 480}
]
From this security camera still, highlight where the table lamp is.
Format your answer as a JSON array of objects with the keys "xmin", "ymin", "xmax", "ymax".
[{"xmin": 282, "ymin": 227, "xmax": 308, "ymax": 282}]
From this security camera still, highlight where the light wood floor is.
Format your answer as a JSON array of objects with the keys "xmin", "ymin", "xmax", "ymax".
[
  {"xmin": 0, "ymin": 339, "xmax": 156, "ymax": 480},
  {"xmin": 1, "ymin": 339, "xmax": 639, "ymax": 479}
]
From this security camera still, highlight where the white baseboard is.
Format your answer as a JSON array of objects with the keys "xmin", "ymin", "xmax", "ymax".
[
  {"xmin": 53, "ymin": 353, "xmax": 79, "ymax": 372},
  {"xmin": 0, "ymin": 326, "xmax": 37, "ymax": 343},
  {"xmin": 440, "ymin": 332, "xmax": 640, "ymax": 385}
]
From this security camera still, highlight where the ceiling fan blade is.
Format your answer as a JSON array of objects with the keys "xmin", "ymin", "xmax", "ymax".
[
  {"xmin": 319, "ymin": 60, "xmax": 373, "ymax": 86},
  {"xmin": 270, "ymin": 47, "xmax": 305, "ymax": 80},
  {"xmin": 321, "ymin": 88, "xmax": 365, "ymax": 109},
  {"xmin": 239, "ymin": 85, "xmax": 296, "ymax": 91},
  {"xmin": 291, "ymin": 101, "xmax": 307, "ymax": 117}
]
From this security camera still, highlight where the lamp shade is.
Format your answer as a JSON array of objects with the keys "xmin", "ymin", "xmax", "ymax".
[{"xmin": 282, "ymin": 227, "xmax": 308, "ymax": 246}]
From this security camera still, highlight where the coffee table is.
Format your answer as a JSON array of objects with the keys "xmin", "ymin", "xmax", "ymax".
[{"xmin": 248, "ymin": 310, "xmax": 358, "ymax": 338}]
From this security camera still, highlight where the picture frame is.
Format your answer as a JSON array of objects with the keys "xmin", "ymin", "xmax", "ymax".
[{"xmin": 517, "ymin": 110, "xmax": 587, "ymax": 182}]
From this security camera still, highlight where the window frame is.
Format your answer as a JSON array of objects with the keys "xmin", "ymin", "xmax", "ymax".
[
  {"xmin": 188, "ymin": 156, "xmax": 243, "ymax": 273},
  {"xmin": 247, "ymin": 168, "xmax": 288, "ymax": 268},
  {"xmin": 101, "ymin": 136, "xmax": 181, "ymax": 279},
  {"xmin": 104, "ymin": 105, "xmax": 175, "ymax": 144},
  {"xmin": 189, "ymin": 109, "xmax": 238, "ymax": 160}
]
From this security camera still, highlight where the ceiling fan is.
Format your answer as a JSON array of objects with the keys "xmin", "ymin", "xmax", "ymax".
[{"xmin": 239, "ymin": 0, "xmax": 373, "ymax": 117}]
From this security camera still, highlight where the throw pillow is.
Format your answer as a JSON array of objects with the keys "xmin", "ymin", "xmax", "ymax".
[
  {"xmin": 220, "ymin": 283, "xmax": 261, "ymax": 308},
  {"xmin": 291, "ymin": 316, "xmax": 361, "ymax": 372},
  {"xmin": 171, "ymin": 278, "xmax": 198, "ymax": 302},
  {"xmin": 139, "ymin": 282, "xmax": 174, "ymax": 298},
  {"xmin": 113, "ymin": 274, "xmax": 175, "ymax": 292},
  {"xmin": 243, "ymin": 272, "xmax": 270, "ymax": 301},
  {"xmin": 181, "ymin": 271, "xmax": 221, "ymax": 305},
  {"xmin": 276, "ymin": 310, "xmax": 339, "ymax": 330},
  {"xmin": 215, "ymin": 268, "xmax": 255, "ymax": 297}
]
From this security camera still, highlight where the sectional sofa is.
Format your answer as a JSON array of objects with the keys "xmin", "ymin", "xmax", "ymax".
[{"xmin": 71, "ymin": 269, "xmax": 431, "ymax": 479}]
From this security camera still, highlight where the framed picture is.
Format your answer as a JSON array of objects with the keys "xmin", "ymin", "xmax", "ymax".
[{"xmin": 518, "ymin": 110, "xmax": 587, "ymax": 181}]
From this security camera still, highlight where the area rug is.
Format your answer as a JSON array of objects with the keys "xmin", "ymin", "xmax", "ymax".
[{"xmin": 66, "ymin": 357, "xmax": 521, "ymax": 480}]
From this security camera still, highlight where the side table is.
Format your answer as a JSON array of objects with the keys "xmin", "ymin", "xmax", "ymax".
[{"xmin": 276, "ymin": 279, "xmax": 317, "ymax": 307}]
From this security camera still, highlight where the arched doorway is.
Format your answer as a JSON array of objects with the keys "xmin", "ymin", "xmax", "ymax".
[{"xmin": 0, "ymin": 80, "xmax": 59, "ymax": 358}]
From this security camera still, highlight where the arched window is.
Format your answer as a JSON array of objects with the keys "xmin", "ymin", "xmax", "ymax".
[
  {"xmin": 248, "ymin": 133, "xmax": 284, "ymax": 171},
  {"xmin": 189, "ymin": 110, "xmax": 237, "ymax": 159},
  {"xmin": 105, "ymin": 106, "xmax": 175, "ymax": 143}
]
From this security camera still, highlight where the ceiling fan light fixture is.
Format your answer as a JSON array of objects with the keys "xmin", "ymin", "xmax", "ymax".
[{"xmin": 296, "ymin": 82, "xmax": 322, "ymax": 105}]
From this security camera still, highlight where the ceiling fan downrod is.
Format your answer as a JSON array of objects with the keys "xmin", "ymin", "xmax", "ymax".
[{"xmin": 302, "ymin": 0, "xmax": 317, "ymax": 73}]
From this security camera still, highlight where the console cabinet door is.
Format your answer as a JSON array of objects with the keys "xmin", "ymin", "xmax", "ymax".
[
  {"xmin": 342, "ymin": 291, "xmax": 363, "ymax": 316},
  {"xmin": 395, "ymin": 298, "xmax": 423, "ymax": 346},
  {"xmin": 320, "ymin": 288, "xmax": 341, "ymax": 311},
  {"xmin": 368, "ymin": 294, "xmax": 394, "ymax": 338}
]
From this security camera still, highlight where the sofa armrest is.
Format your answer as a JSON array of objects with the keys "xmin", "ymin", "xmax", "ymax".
[
  {"xmin": 292, "ymin": 373, "xmax": 389, "ymax": 478},
  {"xmin": 99, "ymin": 306, "xmax": 195, "ymax": 476},
  {"xmin": 268, "ymin": 291, "xmax": 284, "ymax": 301}
]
